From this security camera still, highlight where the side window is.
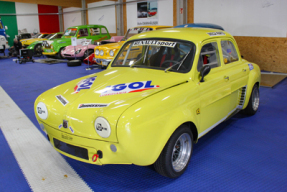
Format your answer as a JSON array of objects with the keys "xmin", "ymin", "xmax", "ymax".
[
  {"xmin": 221, "ymin": 40, "xmax": 239, "ymax": 64},
  {"xmin": 90, "ymin": 28, "xmax": 100, "ymax": 36},
  {"xmin": 197, "ymin": 42, "xmax": 221, "ymax": 71},
  {"xmin": 78, "ymin": 28, "xmax": 89, "ymax": 37},
  {"xmin": 101, "ymin": 28, "xmax": 108, "ymax": 35}
]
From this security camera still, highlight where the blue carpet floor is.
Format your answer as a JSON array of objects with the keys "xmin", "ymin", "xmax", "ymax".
[{"xmin": 0, "ymin": 55, "xmax": 287, "ymax": 191}]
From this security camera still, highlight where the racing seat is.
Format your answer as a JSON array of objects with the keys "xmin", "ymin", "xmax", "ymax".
[{"xmin": 149, "ymin": 46, "xmax": 180, "ymax": 68}]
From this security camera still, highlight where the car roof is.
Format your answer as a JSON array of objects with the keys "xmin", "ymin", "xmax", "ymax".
[
  {"xmin": 127, "ymin": 27, "xmax": 233, "ymax": 44},
  {"xmin": 174, "ymin": 23, "xmax": 224, "ymax": 30},
  {"xmin": 131, "ymin": 25, "xmax": 172, "ymax": 30},
  {"xmin": 69, "ymin": 25, "xmax": 107, "ymax": 29}
]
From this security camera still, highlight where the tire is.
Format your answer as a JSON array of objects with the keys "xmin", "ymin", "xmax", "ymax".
[
  {"xmin": 33, "ymin": 43, "xmax": 42, "ymax": 56},
  {"xmin": 241, "ymin": 84, "xmax": 260, "ymax": 116},
  {"xmin": 154, "ymin": 125, "xmax": 193, "ymax": 178},
  {"xmin": 19, "ymin": 60, "xmax": 22, "ymax": 64},
  {"xmin": 67, "ymin": 60, "xmax": 82, "ymax": 67},
  {"xmin": 57, "ymin": 48, "xmax": 64, "ymax": 59}
]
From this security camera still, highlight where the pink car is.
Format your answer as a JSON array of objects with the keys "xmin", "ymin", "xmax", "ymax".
[{"xmin": 61, "ymin": 36, "xmax": 124, "ymax": 60}]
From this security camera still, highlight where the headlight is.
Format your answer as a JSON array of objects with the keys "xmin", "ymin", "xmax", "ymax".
[
  {"xmin": 109, "ymin": 50, "xmax": 114, "ymax": 57},
  {"xmin": 1, "ymin": 38, "xmax": 4, "ymax": 41},
  {"xmin": 95, "ymin": 49, "xmax": 99, "ymax": 56},
  {"xmin": 36, "ymin": 102, "xmax": 48, "ymax": 120},
  {"xmin": 94, "ymin": 117, "xmax": 111, "ymax": 138},
  {"xmin": 75, "ymin": 49, "xmax": 82, "ymax": 54},
  {"xmin": 100, "ymin": 50, "xmax": 104, "ymax": 56}
]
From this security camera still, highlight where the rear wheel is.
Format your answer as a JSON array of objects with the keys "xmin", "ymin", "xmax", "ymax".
[
  {"xmin": 242, "ymin": 84, "xmax": 260, "ymax": 115},
  {"xmin": 154, "ymin": 125, "xmax": 193, "ymax": 178},
  {"xmin": 67, "ymin": 60, "xmax": 82, "ymax": 67}
]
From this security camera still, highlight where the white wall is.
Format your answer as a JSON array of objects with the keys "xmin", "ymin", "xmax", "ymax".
[
  {"xmin": 63, "ymin": 7, "xmax": 82, "ymax": 30},
  {"xmin": 88, "ymin": 1, "xmax": 116, "ymax": 33},
  {"xmin": 126, "ymin": 0, "xmax": 173, "ymax": 29},
  {"xmin": 15, "ymin": 2, "xmax": 39, "ymax": 34},
  {"xmin": 194, "ymin": 0, "xmax": 287, "ymax": 37}
]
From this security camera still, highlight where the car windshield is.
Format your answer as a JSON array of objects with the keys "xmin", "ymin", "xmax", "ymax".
[
  {"xmin": 63, "ymin": 28, "xmax": 77, "ymax": 36},
  {"xmin": 33, "ymin": 33, "xmax": 41, "ymax": 38},
  {"xmin": 122, "ymin": 27, "xmax": 153, "ymax": 41},
  {"xmin": 46, "ymin": 33, "xmax": 55, "ymax": 39},
  {"xmin": 112, "ymin": 39, "xmax": 196, "ymax": 73}
]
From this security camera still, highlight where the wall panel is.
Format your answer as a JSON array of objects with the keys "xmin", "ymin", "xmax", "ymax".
[
  {"xmin": 38, "ymin": 5, "xmax": 60, "ymax": 33},
  {"xmin": 0, "ymin": 1, "xmax": 18, "ymax": 46},
  {"xmin": 15, "ymin": 2, "xmax": 39, "ymax": 34},
  {"xmin": 234, "ymin": 36, "xmax": 287, "ymax": 73},
  {"xmin": 63, "ymin": 7, "xmax": 82, "ymax": 30},
  {"xmin": 88, "ymin": 1, "xmax": 116, "ymax": 34}
]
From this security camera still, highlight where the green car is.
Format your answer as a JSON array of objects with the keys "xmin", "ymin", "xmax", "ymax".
[
  {"xmin": 42, "ymin": 25, "xmax": 111, "ymax": 58},
  {"xmin": 27, "ymin": 32, "xmax": 63, "ymax": 56}
]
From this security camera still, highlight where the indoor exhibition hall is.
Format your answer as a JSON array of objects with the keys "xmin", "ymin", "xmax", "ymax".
[{"xmin": 0, "ymin": 0, "xmax": 286, "ymax": 191}]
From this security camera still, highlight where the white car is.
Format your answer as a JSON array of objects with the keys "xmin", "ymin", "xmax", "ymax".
[{"xmin": 0, "ymin": 35, "xmax": 9, "ymax": 55}]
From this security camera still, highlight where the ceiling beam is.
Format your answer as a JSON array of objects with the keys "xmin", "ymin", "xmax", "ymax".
[
  {"xmin": 86, "ymin": 0, "xmax": 117, "ymax": 4},
  {"xmin": 0, "ymin": 0, "xmax": 82, "ymax": 7}
]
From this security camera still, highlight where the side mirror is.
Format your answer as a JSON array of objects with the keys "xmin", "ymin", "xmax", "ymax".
[
  {"xmin": 199, "ymin": 65, "xmax": 211, "ymax": 82},
  {"xmin": 5, "ymin": 26, "xmax": 8, "ymax": 30}
]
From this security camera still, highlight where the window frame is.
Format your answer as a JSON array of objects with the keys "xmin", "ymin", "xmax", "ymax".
[
  {"xmin": 197, "ymin": 40, "xmax": 222, "ymax": 72},
  {"xmin": 219, "ymin": 38, "xmax": 241, "ymax": 65}
]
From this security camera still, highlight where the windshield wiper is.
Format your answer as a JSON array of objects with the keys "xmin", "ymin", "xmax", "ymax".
[{"xmin": 164, "ymin": 50, "xmax": 191, "ymax": 73}]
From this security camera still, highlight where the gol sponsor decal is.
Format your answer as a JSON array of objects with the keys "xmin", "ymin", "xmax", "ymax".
[
  {"xmin": 78, "ymin": 103, "xmax": 109, "ymax": 109},
  {"xmin": 74, "ymin": 76, "xmax": 96, "ymax": 94},
  {"xmin": 100, "ymin": 80, "xmax": 159, "ymax": 97}
]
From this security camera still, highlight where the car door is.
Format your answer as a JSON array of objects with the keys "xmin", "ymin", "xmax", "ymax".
[
  {"xmin": 220, "ymin": 39, "xmax": 249, "ymax": 110},
  {"xmin": 197, "ymin": 39, "xmax": 231, "ymax": 136}
]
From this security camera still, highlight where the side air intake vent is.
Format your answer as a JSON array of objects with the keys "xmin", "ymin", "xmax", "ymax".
[{"xmin": 238, "ymin": 86, "xmax": 247, "ymax": 109}]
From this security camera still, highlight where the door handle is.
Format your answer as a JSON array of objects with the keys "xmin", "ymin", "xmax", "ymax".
[
  {"xmin": 242, "ymin": 69, "xmax": 247, "ymax": 72},
  {"xmin": 224, "ymin": 76, "xmax": 229, "ymax": 81}
]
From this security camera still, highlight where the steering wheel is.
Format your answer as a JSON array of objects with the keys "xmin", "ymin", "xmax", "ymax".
[{"xmin": 160, "ymin": 60, "xmax": 187, "ymax": 70}]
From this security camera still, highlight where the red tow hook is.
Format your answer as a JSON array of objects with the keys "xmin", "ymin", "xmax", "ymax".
[{"xmin": 92, "ymin": 154, "xmax": 99, "ymax": 162}]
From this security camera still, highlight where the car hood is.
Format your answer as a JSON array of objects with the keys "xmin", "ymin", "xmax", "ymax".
[
  {"xmin": 96, "ymin": 41, "xmax": 125, "ymax": 51},
  {"xmin": 36, "ymin": 67, "xmax": 189, "ymax": 142}
]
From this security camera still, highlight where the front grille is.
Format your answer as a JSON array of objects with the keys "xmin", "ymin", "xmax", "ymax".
[
  {"xmin": 53, "ymin": 138, "xmax": 89, "ymax": 160},
  {"xmin": 64, "ymin": 54, "xmax": 71, "ymax": 56}
]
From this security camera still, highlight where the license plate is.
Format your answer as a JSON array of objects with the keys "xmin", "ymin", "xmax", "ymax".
[{"xmin": 45, "ymin": 49, "xmax": 52, "ymax": 53}]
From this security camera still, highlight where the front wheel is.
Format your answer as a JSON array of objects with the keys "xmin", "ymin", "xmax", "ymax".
[
  {"xmin": 154, "ymin": 125, "xmax": 193, "ymax": 178},
  {"xmin": 33, "ymin": 43, "xmax": 42, "ymax": 56},
  {"xmin": 242, "ymin": 84, "xmax": 260, "ymax": 115}
]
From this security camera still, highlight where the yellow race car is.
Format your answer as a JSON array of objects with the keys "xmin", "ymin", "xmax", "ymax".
[
  {"xmin": 93, "ymin": 25, "xmax": 172, "ymax": 66},
  {"xmin": 21, "ymin": 33, "xmax": 50, "ymax": 48},
  {"xmin": 34, "ymin": 28, "xmax": 261, "ymax": 178}
]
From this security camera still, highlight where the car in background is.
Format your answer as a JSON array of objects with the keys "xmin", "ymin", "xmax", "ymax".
[
  {"xmin": 93, "ymin": 25, "xmax": 172, "ymax": 66},
  {"xmin": 0, "ymin": 17, "xmax": 9, "ymax": 39},
  {"xmin": 0, "ymin": 35, "xmax": 9, "ymax": 55},
  {"xmin": 21, "ymin": 33, "xmax": 51, "ymax": 48},
  {"xmin": 42, "ymin": 25, "xmax": 111, "ymax": 59},
  {"xmin": 26, "ymin": 32, "xmax": 63, "ymax": 56},
  {"xmin": 62, "ymin": 36, "xmax": 123, "ymax": 60},
  {"xmin": 174, "ymin": 23, "xmax": 224, "ymax": 30},
  {"xmin": 20, "ymin": 33, "xmax": 50, "ymax": 44},
  {"xmin": 148, "ymin": 8, "xmax": 157, "ymax": 17},
  {"xmin": 34, "ymin": 27, "xmax": 261, "ymax": 178}
]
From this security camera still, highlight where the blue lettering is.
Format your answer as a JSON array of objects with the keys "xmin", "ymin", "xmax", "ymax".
[
  {"xmin": 144, "ymin": 80, "xmax": 155, "ymax": 88},
  {"xmin": 112, "ymin": 84, "xmax": 127, "ymax": 91},
  {"xmin": 128, "ymin": 82, "xmax": 144, "ymax": 89}
]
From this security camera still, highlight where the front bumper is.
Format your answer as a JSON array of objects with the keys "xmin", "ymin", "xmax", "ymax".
[
  {"xmin": 94, "ymin": 58, "xmax": 112, "ymax": 66},
  {"xmin": 43, "ymin": 50, "xmax": 58, "ymax": 56},
  {"xmin": 41, "ymin": 122, "xmax": 131, "ymax": 165}
]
